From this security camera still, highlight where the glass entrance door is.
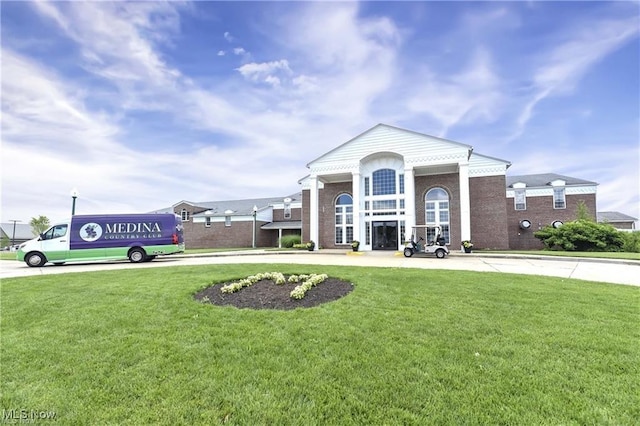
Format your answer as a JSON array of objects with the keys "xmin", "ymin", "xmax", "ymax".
[{"xmin": 372, "ymin": 221, "xmax": 398, "ymax": 250}]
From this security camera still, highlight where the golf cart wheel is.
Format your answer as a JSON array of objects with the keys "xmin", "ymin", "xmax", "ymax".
[
  {"xmin": 128, "ymin": 248, "xmax": 146, "ymax": 263},
  {"xmin": 403, "ymin": 248, "xmax": 413, "ymax": 258},
  {"xmin": 435, "ymin": 249, "xmax": 446, "ymax": 259},
  {"xmin": 26, "ymin": 252, "xmax": 47, "ymax": 267}
]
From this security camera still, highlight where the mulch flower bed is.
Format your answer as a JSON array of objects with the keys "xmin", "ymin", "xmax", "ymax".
[{"xmin": 194, "ymin": 277, "xmax": 354, "ymax": 310}]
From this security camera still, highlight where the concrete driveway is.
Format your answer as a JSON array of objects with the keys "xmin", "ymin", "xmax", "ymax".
[{"xmin": 2, "ymin": 250, "xmax": 639, "ymax": 286}]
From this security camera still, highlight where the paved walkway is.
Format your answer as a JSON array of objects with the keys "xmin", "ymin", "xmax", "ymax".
[{"xmin": 3, "ymin": 249, "xmax": 639, "ymax": 286}]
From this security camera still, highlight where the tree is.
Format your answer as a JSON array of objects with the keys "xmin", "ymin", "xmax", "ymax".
[
  {"xmin": 575, "ymin": 200, "xmax": 593, "ymax": 221},
  {"xmin": 534, "ymin": 219, "xmax": 624, "ymax": 252},
  {"xmin": 30, "ymin": 216, "xmax": 50, "ymax": 236}
]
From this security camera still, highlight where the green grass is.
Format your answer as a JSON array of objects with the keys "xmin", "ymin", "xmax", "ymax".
[
  {"xmin": 2, "ymin": 265, "xmax": 639, "ymax": 425},
  {"xmin": 483, "ymin": 250, "xmax": 640, "ymax": 261},
  {"xmin": 0, "ymin": 252, "xmax": 18, "ymax": 261}
]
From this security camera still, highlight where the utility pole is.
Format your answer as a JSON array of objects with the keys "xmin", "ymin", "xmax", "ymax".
[{"xmin": 9, "ymin": 219, "xmax": 21, "ymax": 248}]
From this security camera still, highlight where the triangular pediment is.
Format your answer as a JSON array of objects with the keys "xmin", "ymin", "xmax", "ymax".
[{"xmin": 308, "ymin": 124, "xmax": 472, "ymax": 170}]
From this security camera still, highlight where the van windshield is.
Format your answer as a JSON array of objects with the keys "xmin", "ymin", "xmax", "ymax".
[{"xmin": 43, "ymin": 224, "xmax": 68, "ymax": 240}]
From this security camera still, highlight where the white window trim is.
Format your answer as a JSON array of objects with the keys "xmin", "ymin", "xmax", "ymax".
[
  {"xmin": 553, "ymin": 187, "xmax": 566, "ymax": 209},
  {"xmin": 425, "ymin": 188, "xmax": 451, "ymax": 244},
  {"xmin": 514, "ymin": 189, "xmax": 526, "ymax": 211},
  {"xmin": 335, "ymin": 194, "xmax": 353, "ymax": 245}
]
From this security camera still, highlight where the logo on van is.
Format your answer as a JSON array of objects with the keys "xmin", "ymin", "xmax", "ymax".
[{"xmin": 80, "ymin": 223, "xmax": 103, "ymax": 242}]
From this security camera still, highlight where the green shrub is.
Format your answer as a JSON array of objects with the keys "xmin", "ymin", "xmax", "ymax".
[
  {"xmin": 534, "ymin": 220, "xmax": 624, "ymax": 252},
  {"xmin": 279, "ymin": 235, "xmax": 301, "ymax": 248},
  {"xmin": 621, "ymin": 231, "xmax": 640, "ymax": 253}
]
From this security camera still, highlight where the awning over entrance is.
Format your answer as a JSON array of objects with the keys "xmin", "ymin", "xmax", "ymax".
[
  {"xmin": 260, "ymin": 221, "xmax": 302, "ymax": 230},
  {"xmin": 261, "ymin": 221, "xmax": 302, "ymax": 248}
]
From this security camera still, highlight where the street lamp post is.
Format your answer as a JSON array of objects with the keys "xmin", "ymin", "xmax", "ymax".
[
  {"xmin": 70, "ymin": 188, "xmax": 79, "ymax": 216},
  {"xmin": 252, "ymin": 205, "xmax": 258, "ymax": 249},
  {"xmin": 9, "ymin": 219, "xmax": 21, "ymax": 249}
]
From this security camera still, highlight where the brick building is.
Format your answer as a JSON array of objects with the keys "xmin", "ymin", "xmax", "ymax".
[
  {"xmin": 157, "ymin": 196, "xmax": 303, "ymax": 249},
  {"xmin": 597, "ymin": 211, "xmax": 637, "ymax": 231},
  {"xmin": 506, "ymin": 174, "xmax": 597, "ymax": 249},
  {"xmin": 162, "ymin": 124, "xmax": 601, "ymax": 251}
]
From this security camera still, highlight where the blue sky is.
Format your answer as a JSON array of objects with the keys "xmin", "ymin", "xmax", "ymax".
[{"xmin": 1, "ymin": 1, "xmax": 638, "ymax": 224}]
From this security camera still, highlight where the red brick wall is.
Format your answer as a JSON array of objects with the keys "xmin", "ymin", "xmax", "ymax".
[
  {"xmin": 173, "ymin": 202, "xmax": 282, "ymax": 249},
  {"xmin": 469, "ymin": 176, "xmax": 510, "ymax": 249},
  {"xmin": 319, "ymin": 182, "xmax": 352, "ymax": 249},
  {"xmin": 301, "ymin": 183, "xmax": 353, "ymax": 249},
  {"xmin": 414, "ymin": 173, "xmax": 461, "ymax": 246},
  {"xmin": 506, "ymin": 193, "xmax": 597, "ymax": 250},
  {"xmin": 272, "ymin": 206, "xmax": 302, "ymax": 221}
]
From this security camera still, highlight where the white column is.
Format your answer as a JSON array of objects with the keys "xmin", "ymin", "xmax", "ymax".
[
  {"xmin": 352, "ymin": 171, "xmax": 360, "ymax": 244},
  {"xmin": 459, "ymin": 161, "xmax": 471, "ymax": 246},
  {"xmin": 309, "ymin": 175, "xmax": 319, "ymax": 250},
  {"xmin": 403, "ymin": 167, "xmax": 415, "ymax": 244}
]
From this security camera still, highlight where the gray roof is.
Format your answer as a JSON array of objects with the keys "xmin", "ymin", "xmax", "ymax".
[
  {"xmin": 167, "ymin": 192, "xmax": 302, "ymax": 218},
  {"xmin": 597, "ymin": 211, "xmax": 638, "ymax": 223},
  {"xmin": 0, "ymin": 223, "xmax": 36, "ymax": 240},
  {"xmin": 260, "ymin": 221, "xmax": 302, "ymax": 230},
  {"xmin": 506, "ymin": 173, "xmax": 598, "ymax": 188}
]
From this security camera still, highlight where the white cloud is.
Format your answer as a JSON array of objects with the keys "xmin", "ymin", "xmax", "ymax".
[
  {"xmin": 512, "ymin": 15, "xmax": 640, "ymax": 139},
  {"xmin": 236, "ymin": 59, "xmax": 291, "ymax": 86},
  {"xmin": 407, "ymin": 48, "xmax": 502, "ymax": 137},
  {"xmin": 217, "ymin": 50, "xmax": 225, "ymax": 56},
  {"xmin": 224, "ymin": 31, "xmax": 234, "ymax": 42}
]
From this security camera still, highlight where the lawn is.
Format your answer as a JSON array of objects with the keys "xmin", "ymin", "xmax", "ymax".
[
  {"xmin": 1, "ymin": 264, "xmax": 638, "ymax": 425},
  {"xmin": 483, "ymin": 250, "xmax": 640, "ymax": 261}
]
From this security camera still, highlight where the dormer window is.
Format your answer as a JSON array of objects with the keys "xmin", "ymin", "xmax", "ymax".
[
  {"xmin": 549, "ymin": 180, "xmax": 566, "ymax": 209},
  {"xmin": 553, "ymin": 188, "xmax": 566, "ymax": 209},
  {"xmin": 181, "ymin": 209, "xmax": 190, "ymax": 222},
  {"xmin": 284, "ymin": 198, "xmax": 292, "ymax": 219},
  {"xmin": 512, "ymin": 182, "xmax": 526, "ymax": 211},
  {"xmin": 514, "ymin": 189, "xmax": 526, "ymax": 210}
]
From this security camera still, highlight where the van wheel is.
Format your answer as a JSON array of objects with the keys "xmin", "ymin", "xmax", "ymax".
[
  {"xmin": 26, "ymin": 252, "xmax": 47, "ymax": 267},
  {"xmin": 435, "ymin": 249, "xmax": 446, "ymax": 259},
  {"xmin": 128, "ymin": 248, "xmax": 146, "ymax": 263}
]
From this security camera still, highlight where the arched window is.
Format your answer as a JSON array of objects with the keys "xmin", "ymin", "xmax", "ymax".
[
  {"xmin": 425, "ymin": 188, "xmax": 450, "ymax": 244},
  {"xmin": 335, "ymin": 194, "xmax": 353, "ymax": 245},
  {"xmin": 372, "ymin": 169, "xmax": 396, "ymax": 195}
]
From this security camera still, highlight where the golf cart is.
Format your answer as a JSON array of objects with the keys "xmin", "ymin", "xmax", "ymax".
[{"xmin": 403, "ymin": 225, "xmax": 449, "ymax": 259}]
